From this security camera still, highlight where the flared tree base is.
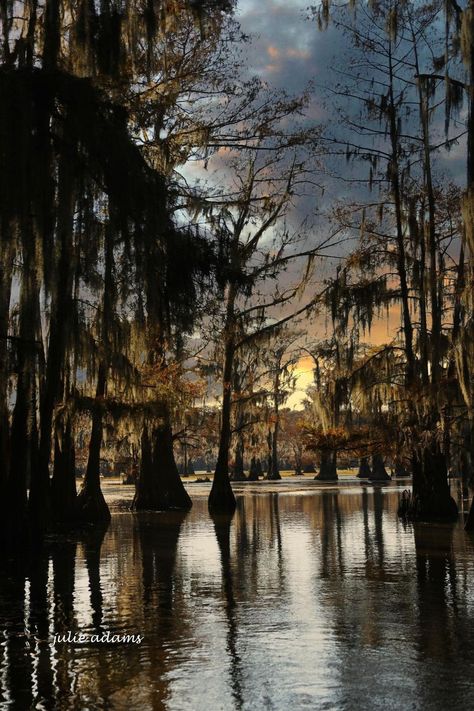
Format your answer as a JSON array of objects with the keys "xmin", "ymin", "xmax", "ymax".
[
  {"xmin": 231, "ymin": 468, "xmax": 247, "ymax": 482},
  {"xmin": 399, "ymin": 445, "xmax": 458, "ymax": 522},
  {"xmin": 314, "ymin": 472, "xmax": 338, "ymax": 481},
  {"xmin": 398, "ymin": 489, "xmax": 458, "ymax": 522},
  {"xmin": 357, "ymin": 457, "xmax": 372, "ymax": 479},
  {"xmin": 315, "ymin": 451, "xmax": 338, "ymax": 481},
  {"xmin": 131, "ymin": 482, "xmax": 192, "ymax": 512},
  {"xmin": 369, "ymin": 454, "xmax": 391, "ymax": 481},
  {"xmin": 76, "ymin": 487, "xmax": 111, "ymax": 524},
  {"xmin": 208, "ymin": 474, "xmax": 236, "ymax": 514},
  {"xmin": 368, "ymin": 469, "xmax": 391, "ymax": 481},
  {"xmin": 131, "ymin": 425, "xmax": 193, "ymax": 512},
  {"xmin": 394, "ymin": 457, "xmax": 410, "ymax": 478},
  {"xmin": 248, "ymin": 458, "xmax": 260, "ymax": 481}
]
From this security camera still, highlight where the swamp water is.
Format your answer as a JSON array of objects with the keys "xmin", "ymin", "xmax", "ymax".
[{"xmin": 1, "ymin": 482, "xmax": 474, "ymax": 710}]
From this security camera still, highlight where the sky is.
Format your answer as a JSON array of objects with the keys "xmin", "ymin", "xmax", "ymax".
[
  {"xmin": 233, "ymin": 1, "xmax": 384, "ymax": 407},
  {"xmin": 212, "ymin": 0, "xmax": 468, "ymax": 409}
]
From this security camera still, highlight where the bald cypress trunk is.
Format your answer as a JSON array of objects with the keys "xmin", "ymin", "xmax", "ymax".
[
  {"xmin": 461, "ymin": 0, "xmax": 474, "ymax": 530},
  {"xmin": 232, "ymin": 432, "xmax": 246, "ymax": 481},
  {"xmin": 394, "ymin": 457, "xmax": 409, "ymax": 478},
  {"xmin": 267, "ymin": 372, "xmax": 281, "ymax": 480},
  {"xmin": 133, "ymin": 416, "xmax": 193, "ymax": 511},
  {"xmin": 210, "ymin": 350, "xmax": 236, "ymax": 510},
  {"xmin": 151, "ymin": 413, "xmax": 192, "ymax": 509},
  {"xmin": 248, "ymin": 456, "xmax": 259, "ymax": 481},
  {"xmin": 209, "ymin": 288, "xmax": 236, "ymax": 513},
  {"xmin": 10, "ymin": 225, "xmax": 41, "ymax": 541},
  {"xmin": 357, "ymin": 456, "xmax": 371, "ymax": 479},
  {"xmin": 132, "ymin": 426, "xmax": 154, "ymax": 510},
  {"xmin": 387, "ymin": 37, "xmax": 416, "ymax": 385},
  {"xmin": 76, "ymin": 363, "xmax": 111, "ymax": 523},
  {"xmin": 51, "ymin": 417, "xmax": 77, "ymax": 524},
  {"xmin": 409, "ymin": 443, "xmax": 458, "ymax": 522},
  {"xmin": 315, "ymin": 450, "xmax": 338, "ymax": 481},
  {"xmin": 77, "ymin": 218, "xmax": 114, "ymax": 524},
  {"xmin": 132, "ymin": 411, "xmax": 192, "ymax": 511},
  {"xmin": 369, "ymin": 454, "xmax": 390, "ymax": 481},
  {"xmin": 0, "ymin": 234, "xmax": 14, "ymax": 494},
  {"xmin": 34, "ymin": 160, "xmax": 75, "ymax": 533}
]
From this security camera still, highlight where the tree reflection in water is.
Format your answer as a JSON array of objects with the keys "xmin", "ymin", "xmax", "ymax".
[
  {"xmin": 0, "ymin": 490, "xmax": 474, "ymax": 710},
  {"xmin": 211, "ymin": 508, "xmax": 243, "ymax": 710},
  {"xmin": 136, "ymin": 510, "xmax": 188, "ymax": 710}
]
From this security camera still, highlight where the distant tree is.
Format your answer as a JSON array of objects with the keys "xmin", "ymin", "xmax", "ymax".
[
  {"xmin": 311, "ymin": 0, "xmax": 462, "ymax": 518},
  {"xmin": 199, "ymin": 132, "xmax": 328, "ymax": 510}
]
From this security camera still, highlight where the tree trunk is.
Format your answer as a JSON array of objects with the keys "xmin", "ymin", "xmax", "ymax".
[
  {"xmin": 35, "ymin": 162, "xmax": 75, "ymax": 533},
  {"xmin": 412, "ymin": 32, "xmax": 441, "ymax": 384},
  {"xmin": 357, "ymin": 456, "xmax": 371, "ymax": 479},
  {"xmin": 400, "ymin": 441, "xmax": 458, "ymax": 521},
  {"xmin": 315, "ymin": 450, "xmax": 338, "ymax": 481},
  {"xmin": 0, "ymin": 235, "xmax": 14, "ymax": 493},
  {"xmin": 369, "ymin": 453, "xmax": 391, "ymax": 481},
  {"xmin": 151, "ymin": 415, "xmax": 192, "ymax": 509},
  {"xmin": 248, "ymin": 456, "xmax": 259, "ymax": 481},
  {"xmin": 76, "ymin": 363, "xmax": 111, "ymax": 523},
  {"xmin": 182, "ymin": 437, "xmax": 188, "ymax": 476},
  {"xmin": 294, "ymin": 449, "xmax": 302, "ymax": 476},
  {"xmin": 131, "ymin": 425, "xmax": 154, "ymax": 509},
  {"xmin": 458, "ymin": 0, "xmax": 474, "ymax": 530},
  {"xmin": 387, "ymin": 35, "xmax": 416, "ymax": 384},
  {"xmin": 10, "ymin": 227, "xmax": 41, "ymax": 541},
  {"xmin": 268, "ymin": 427, "xmax": 281, "ymax": 480},
  {"xmin": 132, "ymin": 412, "xmax": 192, "ymax": 511},
  {"xmin": 50, "ymin": 417, "xmax": 77, "ymax": 524},
  {"xmin": 268, "ymin": 370, "xmax": 281, "ymax": 480},
  {"xmin": 209, "ymin": 323, "xmax": 236, "ymax": 512},
  {"xmin": 6, "ymin": 368, "xmax": 33, "ymax": 547},
  {"xmin": 394, "ymin": 457, "xmax": 409, "ymax": 478},
  {"xmin": 232, "ymin": 433, "xmax": 246, "ymax": 481}
]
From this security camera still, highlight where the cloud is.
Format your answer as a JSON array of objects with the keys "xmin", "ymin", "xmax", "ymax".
[{"xmin": 267, "ymin": 45, "xmax": 280, "ymax": 59}]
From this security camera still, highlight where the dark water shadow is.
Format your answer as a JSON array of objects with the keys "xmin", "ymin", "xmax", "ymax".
[
  {"xmin": 0, "ymin": 563, "xmax": 34, "ymax": 709},
  {"xmin": 136, "ymin": 510, "xmax": 188, "ymax": 710},
  {"xmin": 211, "ymin": 508, "xmax": 244, "ymax": 711}
]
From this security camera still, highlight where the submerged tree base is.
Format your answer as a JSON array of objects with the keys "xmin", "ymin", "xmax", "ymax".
[
  {"xmin": 394, "ymin": 457, "xmax": 410, "ymax": 478},
  {"xmin": 231, "ymin": 468, "xmax": 247, "ymax": 482},
  {"xmin": 398, "ymin": 489, "xmax": 458, "ymax": 522},
  {"xmin": 208, "ymin": 474, "xmax": 236, "ymax": 513},
  {"xmin": 76, "ymin": 487, "xmax": 111, "ymax": 524},
  {"xmin": 131, "ymin": 480, "xmax": 192, "ymax": 511},
  {"xmin": 131, "ymin": 425, "xmax": 192, "ymax": 512},
  {"xmin": 315, "ymin": 451, "xmax": 338, "ymax": 481},
  {"xmin": 267, "ymin": 471, "xmax": 281, "ymax": 481},
  {"xmin": 369, "ymin": 454, "xmax": 391, "ymax": 481},
  {"xmin": 357, "ymin": 457, "xmax": 372, "ymax": 479},
  {"xmin": 398, "ymin": 446, "xmax": 459, "ymax": 522}
]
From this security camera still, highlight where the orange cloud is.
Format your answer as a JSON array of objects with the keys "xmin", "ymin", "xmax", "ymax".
[
  {"xmin": 267, "ymin": 45, "xmax": 280, "ymax": 59},
  {"xmin": 286, "ymin": 48, "xmax": 310, "ymax": 59}
]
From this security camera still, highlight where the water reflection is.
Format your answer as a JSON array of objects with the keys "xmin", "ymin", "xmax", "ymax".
[
  {"xmin": 211, "ymin": 510, "xmax": 243, "ymax": 710},
  {"xmin": 1, "ymin": 489, "xmax": 474, "ymax": 709}
]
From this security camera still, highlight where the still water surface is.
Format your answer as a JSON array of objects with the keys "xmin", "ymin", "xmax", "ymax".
[{"xmin": 1, "ymin": 484, "xmax": 474, "ymax": 710}]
